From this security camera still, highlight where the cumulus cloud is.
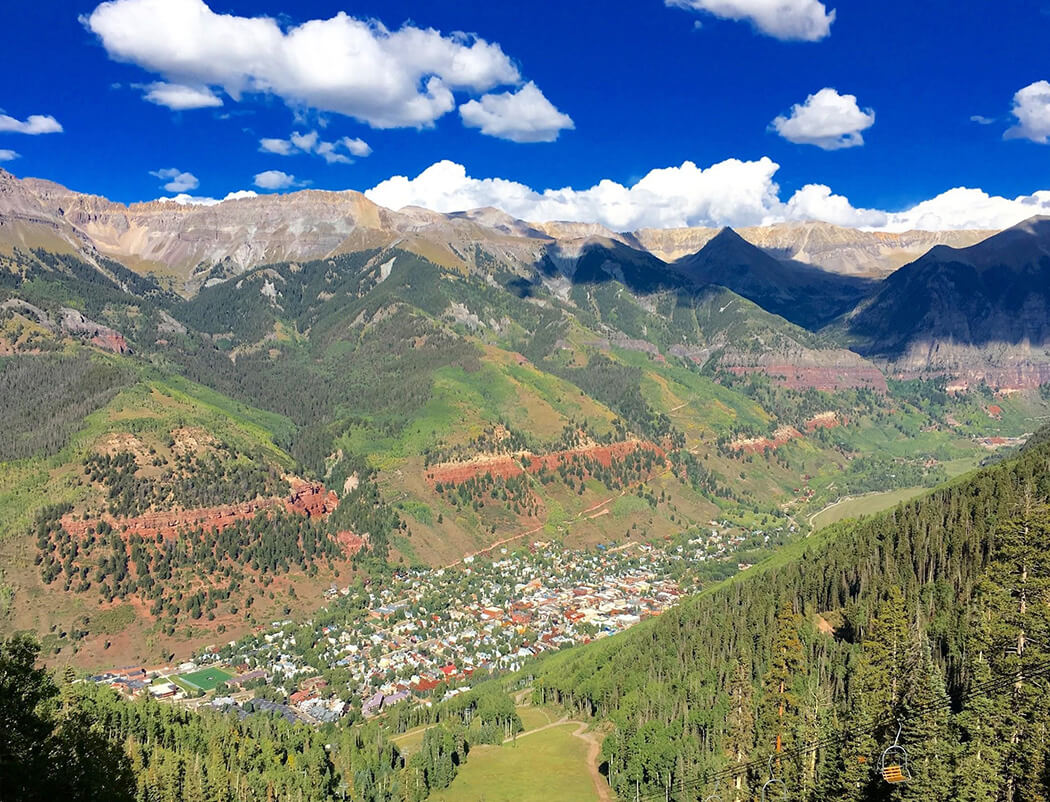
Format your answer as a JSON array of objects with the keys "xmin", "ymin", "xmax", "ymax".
[
  {"xmin": 880, "ymin": 187, "xmax": 1050, "ymax": 232},
  {"xmin": 0, "ymin": 149, "xmax": 19, "ymax": 161},
  {"xmin": 156, "ymin": 189, "xmax": 257, "ymax": 206},
  {"xmin": 259, "ymin": 138, "xmax": 295, "ymax": 156},
  {"xmin": 84, "ymin": 0, "xmax": 533, "ymax": 129},
  {"xmin": 771, "ymin": 88, "xmax": 874, "ymax": 149},
  {"xmin": 783, "ymin": 184, "xmax": 887, "ymax": 227},
  {"xmin": 1004, "ymin": 80, "xmax": 1050, "ymax": 143},
  {"xmin": 143, "ymin": 81, "xmax": 223, "ymax": 110},
  {"xmin": 459, "ymin": 82, "xmax": 575, "ymax": 143},
  {"xmin": 363, "ymin": 158, "xmax": 1050, "ymax": 233},
  {"xmin": 253, "ymin": 169, "xmax": 298, "ymax": 190},
  {"xmin": 341, "ymin": 137, "xmax": 373, "ymax": 157},
  {"xmin": 260, "ymin": 130, "xmax": 372, "ymax": 163},
  {"xmin": 290, "ymin": 131, "xmax": 318, "ymax": 152},
  {"xmin": 666, "ymin": 0, "xmax": 834, "ymax": 41},
  {"xmin": 150, "ymin": 167, "xmax": 199, "ymax": 192},
  {"xmin": 366, "ymin": 158, "xmax": 785, "ymax": 230},
  {"xmin": 0, "ymin": 113, "xmax": 63, "ymax": 135}
]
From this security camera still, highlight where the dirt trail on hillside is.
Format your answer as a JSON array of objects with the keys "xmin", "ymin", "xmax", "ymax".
[
  {"xmin": 439, "ymin": 494, "xmax": 617, "ymax": 569},
  {"xmin": 571, "ymin": 722, "xmax": 612, "ymax": 802},
  {"xmin": 505, "ymin": 716, "xmax": 569, "ymax": 742}
]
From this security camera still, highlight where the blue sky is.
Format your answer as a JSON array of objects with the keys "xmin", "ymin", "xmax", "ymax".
[{"xmin": 2, "ymin": 0, "xmax": 1049, "ymax": 230}]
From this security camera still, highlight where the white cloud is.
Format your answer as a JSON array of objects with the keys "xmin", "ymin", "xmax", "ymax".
[
  {"xmin": 880, "ymin": 187, "xmax": 1050, "ymax": 232},
  {"xmin": 364, "ymin": 158, "xmax": 1050, "ymax": 233},
  {"xmin": 259, "ymin": 130, "xmax": 372, "ymax": 164},
  {"xmin": 143, "ymin": 81, "xmax": 223, "ymax": 110},
  {"xmin": 290, "ymin": 131, "xmax": 318, "ymax": 152},
  {"xmin": 254, "ymin": 170, "xmax": 298, "ymax": 190},
  {"xmin": 666, "ymin": 0, "xmax": 834, "ymax": 41},
  {"xmin": 0, "ymin": 113, "xmax": 63, "ymax": 135},
  {"xmin": 156, "ymin": 189, "xmax": 257, "ymax": 206},
  {"xmin": 459, "ymin": 82, "xmax": 574, "ymax": 143},
  {"xmin": 970, "ymin": 115, "xmax": 996, "ymax": 125},
  {"xmin": 0, "ymin": 149, "xmax": 19, "ymax": 161},
  {"xmin": 315, "ymin": 142, "xmax": 350, "ymax": 164},
  {"xmin": 366, "ymin": 158, "xmax": 784, "ymax": 230},
  {"xmin": 342, "ymin": 137, "xmax": 372, "ymax": 158},
  {"xmin": 771, "ymin": 88, "xmax": 874, "ymax": 150},
  {"xmin": 784, "ymin": 184, "xmax": 887, "ymax": 227},
  {"xmin": 150, "ymin": 167, "xmax": 199, "ymax": 192},
  {"xmin": 1004, "ymin": 80, "xmax": 1050, "ymax": 144},
  {"xmin": 84, "ymin": 0, "xmax": 530, "ymax": 129},
  {"xmin": 260, "ymin": 137, "xmax": 295, "ymax": 155}
]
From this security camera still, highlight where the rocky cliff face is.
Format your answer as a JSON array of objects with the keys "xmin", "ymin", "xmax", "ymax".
[{"xmin": 0, "ymin": 169, "xmax": 996, "ymax": 293}]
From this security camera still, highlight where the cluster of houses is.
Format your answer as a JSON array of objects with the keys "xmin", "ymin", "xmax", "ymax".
[
  {"xmin": 87, "ymin": 661, "xmax": 201, "ymax": 701},
  {"xmin": 91, "ymin": 541, "xmax": 700, "ymax": 725}
]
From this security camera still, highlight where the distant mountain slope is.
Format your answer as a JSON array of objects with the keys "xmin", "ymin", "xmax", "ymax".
[
  {"xmin": 0, "ymin": 169, "xmax": 997, "ymax": 293},
  {"xmin": 637, "ymin": 221, "xmax": 994, "ymax": 276},
  {"xmin": 845, "ymin": 216, "xmax": 1050, "ymax": 386},
  {"xmin": 3, "ymin": 225, "xmax": 1046, "ymax": 668},
  {"xmin": 670, "ymin": 227, "xmax": 876, "ymax": 329}
]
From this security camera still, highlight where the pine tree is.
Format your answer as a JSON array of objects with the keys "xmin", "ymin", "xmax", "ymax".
[
  {"xmin": 756, "ymin": 604, "xmax": 806, "ymax": 800},
  {"xmin": 895, "ymin": 630, "xmax": 954, "ymax": 802},
  {"xmin": 976, "ymin": 502, "xmax": 1050, "ymax": 802},
  {"xmin": 724, "ymin": 660, "xmax": 755, "ymax": 802},
  {"xmin": 953, "ymin": 656, "xmax": 1005, "ymax": 802},
  {"xmin": 835, "ymin": 590, "xmax": 910, "ymax": 801}
]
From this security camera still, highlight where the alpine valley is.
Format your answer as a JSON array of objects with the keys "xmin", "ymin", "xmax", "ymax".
[{"xmin": 4, "ymin": 167, "xmax": 1050, "ymax": 802}]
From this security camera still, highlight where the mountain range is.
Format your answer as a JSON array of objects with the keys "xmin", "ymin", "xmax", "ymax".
[{"xmin": 2, "ymin": 168, "xmax": 1047, "ymax": 389}]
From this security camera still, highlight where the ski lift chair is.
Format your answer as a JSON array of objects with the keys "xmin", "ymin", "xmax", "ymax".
[
  {"xmin": 760, "ymin": 755, "xmax": 786, "ymax": 801},
  {"xmin": 879, "ymin": 722, "xmax": 911, "ymax": 784}
]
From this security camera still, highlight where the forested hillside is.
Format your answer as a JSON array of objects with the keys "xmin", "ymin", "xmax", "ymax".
[{"xmin": 536, "ymin": 426, "xmax": 1050, "ymax": 800}]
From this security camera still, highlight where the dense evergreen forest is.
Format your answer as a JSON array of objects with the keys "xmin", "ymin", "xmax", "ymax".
[
  {"xmin": 0, "ymin": 353, "xmax": 132, "ymax": 459},
  {"xmin": 83, "ymin": 449, "xmax": 288, "ymax": 517},
  {"xmin": 536, "ymin": 427, "xmax": 1050, "ymax": 801}
]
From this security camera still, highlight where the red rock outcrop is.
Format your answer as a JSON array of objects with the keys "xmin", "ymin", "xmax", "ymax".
[
  {"xmin": 334, "ymin": 531, "xmax": 367, "ymax": 555},
  {"xmin": 426, "ymin": 440, "xmax": 666, "ymax": 486},
  {"xmin": 729, "ymin": 426, "xmax": 803, "ymax": 454},
  {"xmin": 286, "ymin": 480, "xmax": 339, "ymax": 518},
  {"xmin": 805, "ymin": 412, "xmax": 843, "ymax": 432},
  {"xmin": 89, "ymin": 330, "xmax": 130, "ymax": 354},
  {"xmin": 61, "ymin": 482, "xmax": 347, "ymax": 543}
]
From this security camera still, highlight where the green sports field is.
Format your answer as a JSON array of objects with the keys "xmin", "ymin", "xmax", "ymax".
[{"xmin": 178, "ymin": 667, "xmax": 234, "ymax": 691}]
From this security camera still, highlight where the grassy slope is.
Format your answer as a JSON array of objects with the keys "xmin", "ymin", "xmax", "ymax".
[
  {"xmin": 0, "ymin": 372, "xmax": 295, "ymax": 538},
  {"xmin": 430, "ymin": 722, "xmax": 599, "ymax": 802}
]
